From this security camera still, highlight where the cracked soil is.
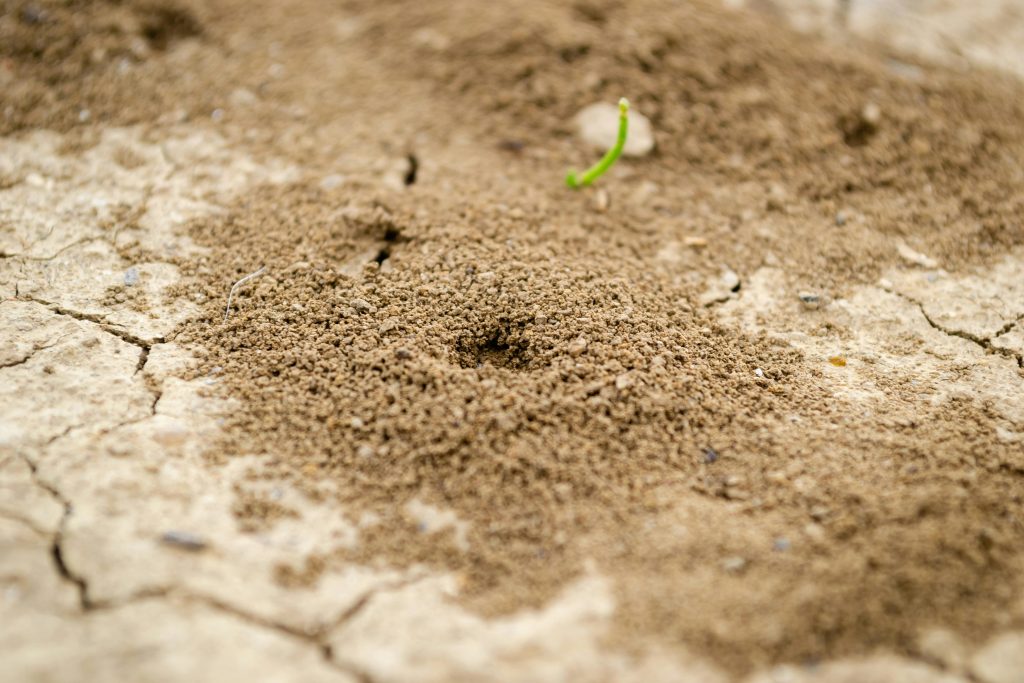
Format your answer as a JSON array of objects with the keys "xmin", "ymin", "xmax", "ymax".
[{"xmin": 2, "ymin": 1, "xmax": 1024, "ymax": 682}]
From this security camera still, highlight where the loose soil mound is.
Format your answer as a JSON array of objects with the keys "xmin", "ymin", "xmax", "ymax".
[{"xmin": 180, "ymin": 184, "xmax": 1024, "ymax": 673}]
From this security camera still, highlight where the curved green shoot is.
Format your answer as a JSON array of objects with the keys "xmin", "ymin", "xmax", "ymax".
[{"xmin": 566, "ymin": 97, "xmax": 630, "ymax": 189}]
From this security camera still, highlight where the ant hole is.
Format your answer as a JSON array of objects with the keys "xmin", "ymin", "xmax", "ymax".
[{"xmin": 404, "ymin": 154, "xmax": 419, "ymax": 186}]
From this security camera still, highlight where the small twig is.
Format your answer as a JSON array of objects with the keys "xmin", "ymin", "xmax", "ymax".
[{"xmin": 223, "ymin": 266, "xmax": 266, "ymax": 322}]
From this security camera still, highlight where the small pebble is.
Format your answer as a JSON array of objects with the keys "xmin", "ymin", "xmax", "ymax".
[
  {"xmin": 574, "ymin": 102, "xmax": 655, "ymax": 157},
  {"xmin": 766, "ymin": 185, "xmax": 787, "ymax": 212},
  {"xmin": 229, "ymin": 88, "xmax": 258, "ymax": 107},
  {"xmin": 897, "ymin": 242, "xmax": 938, "ymax": 269},
  {"xmin": 160, "ymin": 530, "xmax": 207, "ymax": 552},
  {"xmin": 798, "ymin": 292, "xmax": 821, "ymax": 309},
  {"xmin": 498, "ymin": 139, "xmax": 525, "ymax": 153},
  {"xmin": 124, "ymin": 267, "xmax": 140, "ymax": 286},
  {"xmin": 886, "ymin": 59, "xmax": 924, "ymax": 81},
  {"xmin": 357, "ymin": 445, "xmax": 374, "ymax": 459},
  {"xmin": 723, "ymin": 556, "xmax": 747, "ymax": 573},
  {"xmin": 862, "ymin": 102, "xmax": 882, "ymax": 126},
  {"xmin": 21, "ymin": 4, "xmax": 45, "ymax": 23},
  {"xmin": 723, "ymin": 268, "xmax": 741, "ymax": 293},
  {"xmin": 319, "ymin": 174, "xmax": 345, "ymax": 190},
  {"xmin": 567, "ymin": 337, "xmax": 587, "ymax": 357},
  {"xmin": 828, "ymin": 356, "xmax": 847, "ymax": 367},
  {"xmin": 754, "ymin": 368, "xmax": 765, "ymax": 378},
  {"xmin": 351, "ymin": 298, "xmax": 376, "ymax": 313},
  {"xmin": 702, "ymin": 447, "xmax": 719, "ymax": 464}
]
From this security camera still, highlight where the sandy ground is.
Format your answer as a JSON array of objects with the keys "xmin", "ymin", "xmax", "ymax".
[{"xmin": 2, "ymin": 1, "xmax": 1024, "ymax": 682}]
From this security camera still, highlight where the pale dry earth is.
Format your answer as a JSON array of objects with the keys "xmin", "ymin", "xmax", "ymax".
[
  {"xmin": 2, "ymin": 2, "xmax": 1024, "ymax": 683},
  {"xmin": 735, "ymin": 0, "xmax": 1024, "ymax": 79}
]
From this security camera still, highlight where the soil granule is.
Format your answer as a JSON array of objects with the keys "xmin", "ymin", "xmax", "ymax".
[{"xmin": 12, "ymin": 0, "xmax": 1024, "ymax": 675}]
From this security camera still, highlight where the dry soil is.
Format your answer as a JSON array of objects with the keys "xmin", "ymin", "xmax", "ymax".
[{"xmin": 2, "ymin": 1, "xmax": 1024, "ymax": 682}]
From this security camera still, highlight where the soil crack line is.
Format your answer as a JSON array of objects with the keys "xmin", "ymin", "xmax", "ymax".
[
  {"xmin": 17, "ymin": 451, "xmax": 91, "ymax": 608},
  {"xmin": 889, "ymin": 288, "xmax": 1024, "ymax": 367},
  {"xmin": 52, "ymin": 510, "xmax": 90, "ymax": 609},
  {"xmin": 78, "ymin": 575, "xmax": 428, "ymax": 682},
  {"xmin": 0, "ymin": 343, "xmax": 54, "ymax": 370},
  {"xmin": 135, "ymin": 346, "xmax": 151, "ymax": 375},
  {"xmin": 992, "ymin": 312, "xmax": 1024, "ymax": 340},
  {"xmin": 21, "ymin": 295, "xmax": 164, "ymax": 348},
  {"xmin": 3, "ymin": 236, "xmax": 110, "ymax": 263},
  {"xmin": 0, "ymin": 509, "xmax": 51, "ymax": 537},
  {"xmin": 175, "ymin": 592, "xmax": 379, "ymax": 683}
]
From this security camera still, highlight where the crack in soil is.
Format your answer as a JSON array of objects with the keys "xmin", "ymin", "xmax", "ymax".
[
  {"xmin": 195, "ymin": 596, "xmax": 380, "ymax": 683},
  {"xmin": 0, "ymin": 332, "xmax": 73, "ymax": 370},
  {"xmin": 81, "ymin": 576, "xmax": 430, "ymax": 683},
  {"xmin": 103, "ymin": 388, "xmax": 164, "ymax": 433},
  {"xmin": 51, "ymin": 510, "xmax": 91, "ymax": 609},
  {"xmin": 991, "ymin": 313, "xmax": 1024, "ymax": 340},
  {"xmin": 0, "ymin": 508, "xmax": 52, "ymax": 537},
  {"xmin": 21, "ymin": 425, "xmax": 376, "ymax": 682},
  {"xmin": 1, "ymin": 235, "xmax": 111, "ymax": 263},
  {"xmin": 43, "ymin": 424, "xmax": 81, "ymax": 448},
  {"xmin": 22, "ymin": 378, "xmax": 420, "ymax": 682},
  {"xmin": 0, "ymin": 343, "xmax": 54, "ymax": 369},
  {"xmin": 890, "ymin": 289, "xmax": 1024, "ymax": 369},
  {"xmin": 135, "ymin": 346, "xmax": 151, "ymax": 375},
  {"xmin": 16, "ymin": 450, "xmax": 91, "ymax": 607},
  {"xmin": 74, "ymin": 588, "xmax": 374, "ymax": 682},
  {"xmin": 991, "ymin": 313, "xmax": 1024, "ymax": 368},
  {"xmin": 21, "ymin": 295, "xmax": 165, "ymax": 348},
  {"xmin": 18, "ymin": 355, "xmax": 165, "ymax": 609}
]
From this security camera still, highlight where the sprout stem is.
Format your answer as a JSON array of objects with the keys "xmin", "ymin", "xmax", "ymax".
[{"xmin": 566, "ymin": 97, "xmax": 630, "ymax": 189}]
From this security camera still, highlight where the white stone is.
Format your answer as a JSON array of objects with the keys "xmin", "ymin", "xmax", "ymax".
[{"xmin": 574, "ymin": 102, "xmax": 655, "ymax": 158}]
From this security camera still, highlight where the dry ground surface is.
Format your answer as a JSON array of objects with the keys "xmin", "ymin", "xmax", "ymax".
[{"xmin": 2, "ymin": 1, "xmax": 1024, "ymax": 681}]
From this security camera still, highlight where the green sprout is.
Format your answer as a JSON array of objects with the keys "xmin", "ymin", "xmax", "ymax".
[{"xmin": 566, "ymin": 97, "xmax": 630, "ymax": 189}]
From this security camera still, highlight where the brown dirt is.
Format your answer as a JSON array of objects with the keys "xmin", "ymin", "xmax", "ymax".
[
  {"xmin": 1, "ymin": 0, "xmax": 208, "ymax": 134},
  {"xmin": 9, "ymin": 0, "xmax": 1024, "ymax": 676}
]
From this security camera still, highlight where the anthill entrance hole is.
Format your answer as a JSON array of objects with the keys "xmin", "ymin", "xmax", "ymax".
[
  {"xmin": 456, "ymin": 326, "xmax": 532, "ymax": 370},
  {"xmin": 372, "ymin": 225, "xmax": 405, "ymax": 267},
  {"xmin": 140, "ymin": 5, "xmax": 203, "ymax": 51},
  {"xmin": 404, "ymin": 154, "xmax": 419, "ymax": 185}
]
